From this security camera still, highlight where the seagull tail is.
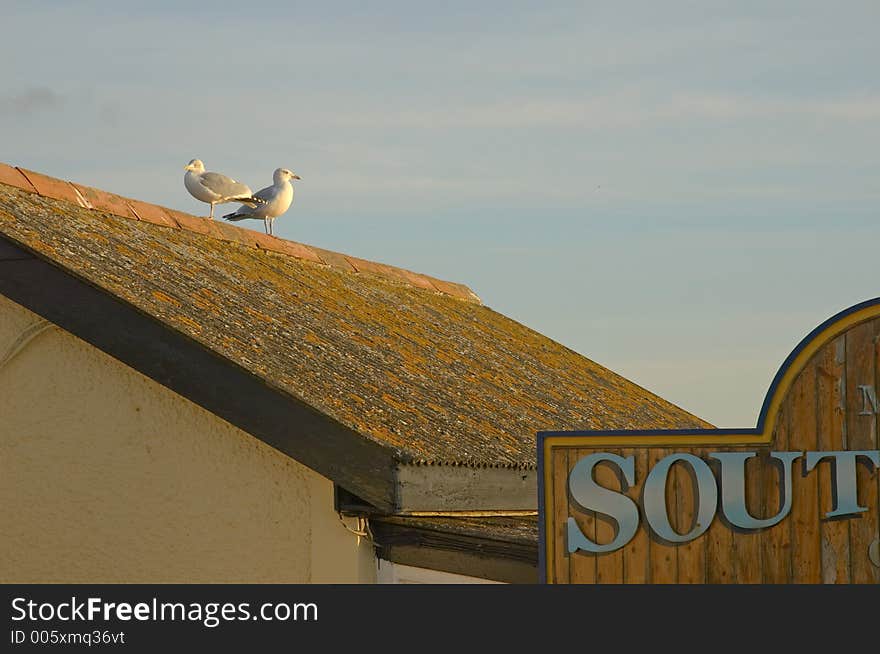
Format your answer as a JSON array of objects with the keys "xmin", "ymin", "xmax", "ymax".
[{"xmin": 223, "ymin": 211, "xmax": 249, "ymax": 222}]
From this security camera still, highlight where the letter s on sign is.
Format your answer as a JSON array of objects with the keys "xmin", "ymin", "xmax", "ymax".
[{"xmin": 567, "ymin": 453, "xmax": 639, "ymax": 554}]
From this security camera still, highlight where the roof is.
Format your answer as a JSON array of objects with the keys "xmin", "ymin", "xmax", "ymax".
[
  {"xmin": 0, "ymin": 163, "xmax": 711, "ymax": 511},
  {"xmin": 0, "ymin": 164, "xmax": 479, "ymax": 302}
]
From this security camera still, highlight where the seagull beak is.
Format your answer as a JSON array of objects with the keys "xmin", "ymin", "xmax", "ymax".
[{"xmin": 293, "ymin": 175, "xmax": 301, "ymax": 180}]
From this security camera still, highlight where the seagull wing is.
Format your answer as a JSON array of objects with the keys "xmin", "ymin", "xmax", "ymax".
[
  {"xmin": 223, "ymin": 184, "xmax": 278, "ymax": 220},
  {"xmin": 199, "ymin": 172, "xmax": 253, "ymax": 201},
  {"xmin": 252, "ymin": 184, "xmax": 278, "ymax": 204}
]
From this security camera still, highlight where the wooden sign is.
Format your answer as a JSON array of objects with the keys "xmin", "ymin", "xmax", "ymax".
[{"xmin": 538, "ymin": 298, "xmax": 880, "ymax": 583}]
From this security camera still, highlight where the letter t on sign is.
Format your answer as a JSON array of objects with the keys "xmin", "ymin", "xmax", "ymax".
[{"xmin": 805, "ymin": 451, "xmax": 880, "ymax": 518}]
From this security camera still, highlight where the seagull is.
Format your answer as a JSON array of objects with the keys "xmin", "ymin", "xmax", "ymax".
[
  {"xmin": 223, "ymin": 168, "xmax": 300, "ymax": 236},
  {"xmin": 183, "ymin": 159, "xmax": 264, "ymax": 220}
]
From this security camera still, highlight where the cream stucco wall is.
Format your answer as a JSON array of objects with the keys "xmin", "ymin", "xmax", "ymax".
[{"xmin": 0, "ymin": 294, "xmax": 376, "ymax": 583}]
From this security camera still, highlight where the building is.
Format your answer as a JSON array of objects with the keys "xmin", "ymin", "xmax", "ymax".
[{"xmin": 0, "ymin": 163, "xmax": 710, "ymax": 583}]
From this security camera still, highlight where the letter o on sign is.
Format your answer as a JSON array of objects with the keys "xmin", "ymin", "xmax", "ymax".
[{"xmin": 643, "ymin": 453, "xmax": 718, "ymax": 543}]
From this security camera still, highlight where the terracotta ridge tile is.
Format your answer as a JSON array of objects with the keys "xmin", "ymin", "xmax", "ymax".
[
  {"xmin": 343, "ymin": 255, "xmax": 410, "ymax": 284},
  {"xmin": 252, "ymin": 233, "xmax": 323, "ymax": 264},
  {"xmin": 71, "ymin": 186, "xmax": 93, "ymax": 209},
  {"xmin": 17, "ymin": 168, "xmax": 87, "ymax": 208},
  {"xmin": 71, "ymin": 183, "xmax": 137, "ymax": 219},
  {"xmin": 397, "ymin": 269, "xmax": 443, "ymax": 293},
  {"xmin": 310, "ymin": 246, "xmax": 356, "ymax": 272},
  {"xmin": 0, "ymin": 163, "xmax": 37, "ymax": 193},
  {"xmin": 126, "ymin": 198, "xmax": 180, "ymax": 228},
  {"xmin": 424, "ymin": 276, "xmax": 482, "ymax": 303},
  {"xmin": 165, "ymin": 209, "xmax": 226, "ymax": 239}
]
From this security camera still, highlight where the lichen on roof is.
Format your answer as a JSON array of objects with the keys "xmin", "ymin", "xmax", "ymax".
[{"xmin": 0, "ymin": 177, "xmax": 711, "ymax": 469}]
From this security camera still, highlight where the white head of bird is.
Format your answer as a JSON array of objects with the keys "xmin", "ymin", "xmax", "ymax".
[
  {"xmin": 274, "ymin": 168, "xmax": 301, "ymax": 184},
  {"xmin": 184, "ymin": 159, "xmax": 205, "ymax": 173}
]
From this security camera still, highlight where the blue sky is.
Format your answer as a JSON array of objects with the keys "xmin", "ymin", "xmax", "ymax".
[{"xmin": 2, "ymin": 1, "xmax": 878, "ymax": 426}]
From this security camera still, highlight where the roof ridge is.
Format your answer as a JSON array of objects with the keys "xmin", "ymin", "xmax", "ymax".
[{"xmin": 0, "ymin": 162, "xmax": 481, "ymax": 304}]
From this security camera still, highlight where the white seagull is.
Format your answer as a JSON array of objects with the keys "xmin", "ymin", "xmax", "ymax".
[
  {"xmin": 223, "ymin": 168, "xmax": 300, "ymax": 236},
  {"xmin": 183, "ymin": 159, "xmax": 264, "ymax": 220}
]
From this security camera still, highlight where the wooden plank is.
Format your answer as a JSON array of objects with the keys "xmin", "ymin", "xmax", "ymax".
[
  {"xmin": 595, "ymin": 455, "xmax": 625, "ymax": 583},
  {"xmin": 551, "ymin": 447, "xmax": 571, "ymax": 584},
  {"xmin": 675, "ymin": 448, "xmax": 707, "ymax": 583},
  {"xmin": 648, "ymin": 448, "xmax": 677, "ymax": 583},
  {"xmin": 763, "ymin": 404, "xmax": 792, "ymax": 583},
  {"xmin": 623, "ymin": 448, "xmax": 650, "ymax": 584},
  {"xmin": 733, "ymin": 448, "xmax": 764, "ymax": 582},
  {"xmin": 817, "ymin": 336, "xmax": 851, "ymax": 583},
  {"xmin": 706, "ymin": 445, "xmax": 736, "ymax": 584},
  {"xmin": 568, "ymin": 448, "xmax": 597, "ymax": 584},
  {"xmin": 789, "ymin": 358, "xmax": 822, "ymax": 582},
  {"xmin": 847, "ymin": 320, "xmax": 879, "ymax": 583}
]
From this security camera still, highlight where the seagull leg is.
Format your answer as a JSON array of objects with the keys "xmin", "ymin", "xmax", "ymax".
[
  {"xmin": 209, "ymin": 203, "xmax": 215, "ymax": 220},
  {"xmin": 269, "ymin": 219, "xmax": 273, "ymax": 236}
]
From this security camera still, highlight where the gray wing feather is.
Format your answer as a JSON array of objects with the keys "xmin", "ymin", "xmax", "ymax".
[
  {"xmin": 252, "ymin": 185, "xmax": 278, "ymax": 203},
  {"xmin": 224, "ymin": 185, "xmax": 276, "ymax": 220},
  {"xmin": 199, "ymin": 172, "xmax": 252, "ymax": 199}
]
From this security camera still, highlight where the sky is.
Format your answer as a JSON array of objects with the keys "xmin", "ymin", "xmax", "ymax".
[{"xmin": 2, "ymin": 1, "xmax": 878, "ymax": 427}]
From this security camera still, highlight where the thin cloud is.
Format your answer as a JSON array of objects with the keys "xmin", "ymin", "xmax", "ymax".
[
  {"xmin": 0, "ymin": 87, "xmax": 64, "ymax": 116},
  {"xmin": 305, "ymin": 92, "xmax": 880, "ymax": 130}
]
